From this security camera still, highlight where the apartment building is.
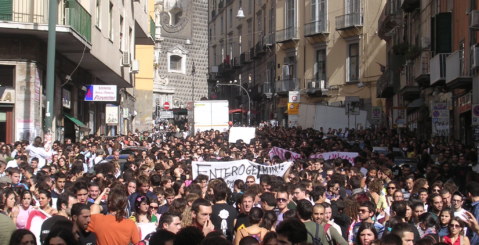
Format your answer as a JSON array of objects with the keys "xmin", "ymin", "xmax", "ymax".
[
  {"xmin": 208, "ymin": 0, "xmax": 386, "ymax": 127},
  {"xmin": 152, "ymin": 0, "xmax": 209, "ymax": 121},
  {"xmin": 378, "ymin": 0, "xmax": 477, "ymax": 144},
  {"xmin": 208, "ymin": 0, "xmax": 276, "ymax": 125},
  {"xmin": 0, "ymin": 0, "xmax": 153, "ymax": 142}
]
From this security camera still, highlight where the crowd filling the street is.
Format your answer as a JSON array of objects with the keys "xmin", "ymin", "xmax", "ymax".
[{"xmin": 1, "ymin": 123, "xmax": 479, "ymax": 245}]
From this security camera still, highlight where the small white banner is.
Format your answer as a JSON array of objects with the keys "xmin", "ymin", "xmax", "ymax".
[{"xmin": 228, "ymin": 127, "xmax": 256, "ymax": 143}]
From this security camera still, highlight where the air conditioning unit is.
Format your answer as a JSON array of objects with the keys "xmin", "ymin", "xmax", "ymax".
[
  {"xmin": 471, "ymin": 10, "xmax": 479, "ymax": 29},
  {"xmin": 122, "ymin": 52, "xmax": 131, "ymax": 67},
  {"xmin": 131, "ymin": 60, "xmax": 139, "ymax": 74},
  {"xmin": 472, "ymin": 46, "xmax": 479, "ymax": 69}
]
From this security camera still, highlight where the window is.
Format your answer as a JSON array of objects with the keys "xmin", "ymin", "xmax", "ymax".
[
  {"xmin": 109, "ymin": 2, "xmax": 113, "ymax": 40},
  {"xmin": 315, "ymin": 50, "xmax": 326, "ymax": 84},
  {"xmin": 312, "ymin": 0, "xmax": 326, "ymax": 31},
  {"xmin": 209, "ymin": 28, "xmax": 212, "ymax": 41},
  {"xmin": 247, "ymin": 20, "xmax": 252, "ymax": 48},
  {"xmin": 96, "ymin": 0, "xmax": 101, "ymax": 27},
  {"xmin": 229, "ymin": 8, "xmax": 233, "ymax": 27},
  {"xmin": 286, "ymin": 0, "xmax": 296, "ymax": 29},
  {"xmin": 0, "ymin": 65, "xmax": 15, "ymax": 88},
  {"xmin": 170, "ymin": 55, "xmax": 182, "ymax": 71},
  {"xmin": 348, "ymin": 43, "xmax": 359, "ymax": 82},
  {"xmin": 220, "ymin": 16, "xmax": 224, "ymax": 34},
  {"xmin": 345, "ymin": 0, "xmax": 360, "ymax": 14},
  {"xmin": 120, "ymin": 16, "xmax": 124, "ymax": 50}
]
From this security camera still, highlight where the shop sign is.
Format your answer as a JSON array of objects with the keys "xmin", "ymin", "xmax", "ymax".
[
  {"xmin": 472, "ymin": 104, "xmax": 479, "ymax": 126},
  {"xmin": 371, "ymin": 106, "xmax": 382, "ymax": 120},
  {"xmin": 457, "ymin": 92, "xmax": 471, "ymax": 114},
  {"xmin": 84, "ymin": 85, "xmax": 117, "ymax": 101},
  {"xmin": 288, "ymin": 91, "xmax": 300, "ymax": 103},
  {"xmin": 105, "ymin": 105, "xmax": 119, "ymax": 125},
  {"xmin": 287, "ymin": 103, "xmax": 299, "ymax": 115},
  {"xmin": 62, "ymin": 89, "xmax": 71, "ymax": 109},
  {"xmin": 0, "ymin": 88, "xmax": 15, "ymax": 104}
]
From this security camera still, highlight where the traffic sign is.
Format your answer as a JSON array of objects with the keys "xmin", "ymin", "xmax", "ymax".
[
  {"xmin": 163, "ymin": 101, "xmax": 170, "ymax": 110},
  {"xmin": 473, "ymin": 104, "xmax": 479, "ymax": 126}
]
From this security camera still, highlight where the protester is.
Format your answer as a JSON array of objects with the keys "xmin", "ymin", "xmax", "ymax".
[{"xmin": 0, "ymin": 124, "xmax": 477, "ymax": 245}]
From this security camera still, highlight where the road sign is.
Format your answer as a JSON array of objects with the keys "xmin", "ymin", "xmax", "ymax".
[
  {"xmin": 473, "ymin": 104, "xmax": 479, "ymax": 126},
  {"xmin": 163, "ymin": 101, "xmax": 170, "ymax": 110}
]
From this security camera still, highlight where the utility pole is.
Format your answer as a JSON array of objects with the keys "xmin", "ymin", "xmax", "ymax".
[{"xmin": 45, "ymin": 0, "xmax": 57, "ymax": 134}]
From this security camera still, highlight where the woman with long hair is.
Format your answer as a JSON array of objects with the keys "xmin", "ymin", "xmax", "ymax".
[
  {"xmin": 234, "ymin": 207, "xmax": 268, "ymax": 245},
  {"xmin": 12, "ymin": 190, "xmax": 34, "ymax": 229},
  {"xmin": 2, "ymin": 188, "xmax": 17, "ymax": 218},
  {"xmin": 130, "ymin": 195, "xmax": 157, "ymax": 223},
  {"xmin": 438, "ymin": 208, "xmax": 453, "ymax": 237},
  {"xmin": 8, "ymin": 229, "xmax": 36, "ymax": 245},
  {"xmin": 441, "ymin": 217, "xmax": 470, "ymax": 245},
  {"xmin": 259, "ymin": 210, "xmax": 277, "ymax": 231},
  {"xmin": 38, "ymin": 189, "xmax": 57, "ymax": 215},
  {"xmin": 89, "ymin": 187, "xmax": 140, "ymax": 244}
]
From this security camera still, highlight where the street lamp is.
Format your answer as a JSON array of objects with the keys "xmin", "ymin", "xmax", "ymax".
[{"xmin": 216, "ymin": 81, "xmax": 251, "ymax": 126}]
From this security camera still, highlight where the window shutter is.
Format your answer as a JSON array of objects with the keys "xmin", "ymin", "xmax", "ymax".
[{"xmin": 0, "ymin": 0, "xmax": 12, "ymax": 21}]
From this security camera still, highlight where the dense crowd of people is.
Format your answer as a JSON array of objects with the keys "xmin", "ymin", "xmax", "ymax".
[{"xmin": 0, "ymin": 123, "xmax": 478, "ymax": 245}]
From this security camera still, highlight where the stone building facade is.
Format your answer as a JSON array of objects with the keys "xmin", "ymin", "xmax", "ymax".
[{"xmin": 153, "ymin": 0, "xmax": 209, "ymax": 113}]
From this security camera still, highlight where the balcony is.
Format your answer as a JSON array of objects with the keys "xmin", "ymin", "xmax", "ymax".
[
  {"xmin": 401, "ymin": 0, "xmax": 420, "ymax": 13},
  {"xmin": 263, "ymin": 82, "xmax": 273, "ymax": 98},
  {"xmin": 304, "ymin": 19, "xmax": 328, "ymax": 37},
  {"xmin": 411, "ymin": 51, "xmax": 430, "ymax": 86},
  {"xmin": 232, "ymin": 56, "xmax": 241, "ymax": 68},
  {"xmin": 240, "ymin": 52, "xmax": 252, "ymax": 64},
  {"xmin": 255, "ymin": 39, "xmax": 266, "ymax": 57},
  {"xmin": 378, "ymin": 0, "xmax": 401, "ymax": 40},
  {"xmin": 276, "ymin": 27, "xmax": 299, "ymax": 43},
  {"xmin": 275, "ymin": 78, "xmax": 299, "ymax": 93},
  {"xmin": 445, "ymin": 51, "xmax": 472, "ymax": 89},
  {"xmin": 377, "ymin": 70, "xmax": 395, "ymax": 98},
  {"xmin": 336, "ymin": 13, "xmax": 363, "ymax": 30},
  {"xmin": 399, "ymin": 64, "xmax": 420, "ymax": 100},
  {"xmin": 263, "ymin": 32, "xmax": 275, "ymax": 47},
  {"xmin": 429, "ymin": 53, "xmax": 449, "ymax": 86},
  {"xmin": 0, "ymin": 0, "xmax": 92, "ymax": 43},
  {"xmin": 305, "ymin": 79, "xmax": 328, "ymax": 96}
]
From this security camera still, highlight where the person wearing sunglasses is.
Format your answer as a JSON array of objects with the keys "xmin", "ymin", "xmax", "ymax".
[
  {"xmin": 275, "ymin": 189, "xmax": 290, "ymax": 226},
  {"xmin": 441, "ymin": 217, "xmax": 470, "ymax": 245}
]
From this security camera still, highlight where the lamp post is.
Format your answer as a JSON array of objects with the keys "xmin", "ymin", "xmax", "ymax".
[{"xmin": 217, "ymin": 82, "xmax": 251, "ymax": 126}]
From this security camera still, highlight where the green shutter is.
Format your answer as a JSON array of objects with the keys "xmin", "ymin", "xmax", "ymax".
[
  {"xmin": 435, "ymin": 13, "xmax": 452, "ymax": 54},
  {"xmin": 0, "ymin": 0, "xmax": 12, "ymax": 21}
]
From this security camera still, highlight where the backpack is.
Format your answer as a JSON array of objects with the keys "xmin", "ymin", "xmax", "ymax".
[
  {"xmin": 307, "ymin": 223, "xmax": 323, "ymax": 245},
  {"xmin": 323, "ymin": 223, "xmax": 335, "ymax": 245}
]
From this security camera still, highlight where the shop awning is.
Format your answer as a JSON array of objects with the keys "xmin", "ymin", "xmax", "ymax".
[
  {"xmin": 64, "ymin": 113, "xmax": 89, "ymax": 130},
  {"xmin": 407, "ymin": 98, "xmax": 424, "ymax": 108}
]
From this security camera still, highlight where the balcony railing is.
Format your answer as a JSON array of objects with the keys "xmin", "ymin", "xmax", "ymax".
[
  {"xmin": 413, "ymin": 51, "xmax": 430, "ymax": 81},
  {"xmin": 378, "ymin": 0, "xmax": 401, "ymax": 39},
  {"xmin": 377, "ymin": 69, "xmax": 394, "ymax": 98},
  {"xmin": 276, "ymin": 27, "xmax": 298, "ymax": 43},
  {"xmin": 429, "ymin": 53, "xmax": 449, "ymax": 86},
  {"xmin": 336, "ymin": 13, "xmax": 363, "ymax": 30},
  {"xmin": 65, "ymin": 0, "xmax": 91, "ymax": 42},
  {"xmin": 304, "ymin": 19, "xmax": 328, "ymax": 36},
  {"xmin": 263, "ymin": 82, "xmax": 273, "ymax": 95},
  {"xmin": 263, "ymin": 32, "xmax": 275, "ymax": 46},
  {"xmin": 149, "ymin": 16, "xmax": 155, "ymax": 39},
  {"xmin": 0, "ymin": 0, "xmax": 91, "ymax": 42},
  {"xmin": 446, "ymin": 51, "xmax": 472, "ymax": 86},
  {"xmin": 275, "ymin": 78, "xmax": 299, "ymax": 93}
]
